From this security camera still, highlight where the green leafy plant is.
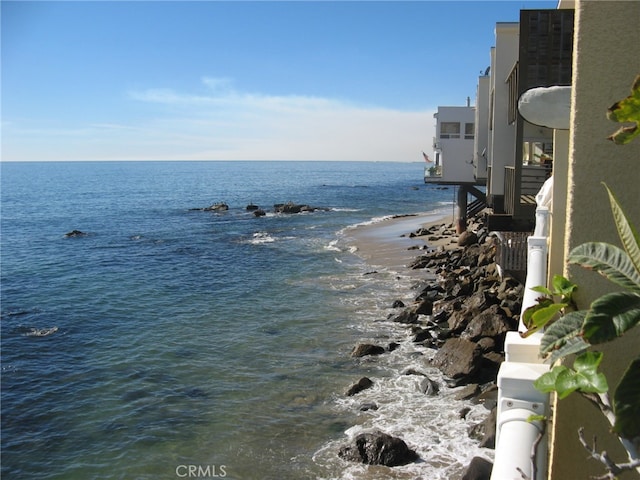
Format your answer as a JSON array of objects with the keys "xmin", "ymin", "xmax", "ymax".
[
  {"xmin": 529, "ymin": 184, "xmax": 640, "ymax": 478},
  {"xmin": 608, "ymin": 74, "xmax": 640, "ymax": 145},
  {"xmin": 520, "ymin": 274, "xmax": 578, "ymax": 338}
]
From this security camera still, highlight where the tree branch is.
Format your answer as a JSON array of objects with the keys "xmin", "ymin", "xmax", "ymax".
[{"xmin": 578, "ymin": 427, "xmax": 640, "ymax": 479}]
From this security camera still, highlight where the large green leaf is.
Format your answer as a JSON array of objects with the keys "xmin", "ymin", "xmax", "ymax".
[
  {"xmin": 535, "ymin": 352, "xmax": 609, "ymax": 399},
  {"xmin": 582, "ymin": 291, "xmax": 640, "ymax": 344},
  {"xmin": 534, "ymin": 366, "xmax": 568, "ymax": 394},
  {"xmin": 569, "ymin": 242, "xmax": 640, "ymax": 293},
  {"xmin": 613, "ymin": 357, "xmax": 640, "ymax": 440},
  {"xmin": 540, "ymin": 310, "xmax": 588, "ymax": 360},
  {"xmin": 522, "ymin": 302, "xmax": 568, "ymax": 337},
  {"xmin": 551, "ymin": 274, "xmax": 578, "ymax": 301},
  {"xmin": 604, "ymin": 184, "xmax": 640, "ymax": 276},
  {"xmin": 607, "ymin": 74, "xmax": 640, "ymax": 145}
]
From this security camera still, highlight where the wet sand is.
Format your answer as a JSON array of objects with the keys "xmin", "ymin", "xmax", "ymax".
[{"xmin": 347, "ymin": 212, "xmax": 457, "ymax": 272}]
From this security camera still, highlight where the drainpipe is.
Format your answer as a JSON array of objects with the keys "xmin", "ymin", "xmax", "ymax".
[
  {"xmin": 520, "ymin": 207, "xmax": 549, "ymax": 331},
  {"xmin": 492, "ymin": 207, "xmax": 551, "ymax": 480},
  {"xmin": 492, "ymin": 362, "xmax": 550, "ymax": 480}
]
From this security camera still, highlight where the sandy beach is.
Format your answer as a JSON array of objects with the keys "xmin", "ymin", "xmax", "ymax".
[{"xmin": 347, "ymin": 211, "xmax": 457, "ymax": 272}]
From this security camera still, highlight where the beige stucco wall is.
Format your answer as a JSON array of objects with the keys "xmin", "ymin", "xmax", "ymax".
[{"xmin": 549, "ymin": 1, "xmax": 640, "ymax": 479}]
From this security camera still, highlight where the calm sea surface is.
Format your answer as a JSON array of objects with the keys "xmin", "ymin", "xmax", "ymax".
[{"xmin": 1, "ymin": 161, "xmax": 492, "ymax": 479}]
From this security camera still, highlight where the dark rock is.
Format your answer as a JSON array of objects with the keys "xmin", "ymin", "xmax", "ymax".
[
  {"xmin": 459, "ymin": 406, "xmax": 472, "ymax": 419},
  {"xmin": 415, "ymin": 285, "xmax": 443, "ymax": 303},
  {"xmin": 359, "ymin": 402, "xmax": 378, "ymax": 411},
  {"xmin": 246, "ymin": 203, "xmax": 259, "ymax": 211},
  {"xmin": 346, "ymin": 377, "xmax": 374, "ymax": 396},
  {"xmin": 387, "ymin": 342, "xmax": 400, "ymax": 352},
  {"xmin": 412, "ymin": 328, "xmax": 433, "ymax": 343},
  {"xmin": 477, "ymin": 384, "xmax": 499, "ymax": 410},
  {"xmin": 468, "ymin": 407, "xmax": 497, "ymax": 448},
  {"xmin": 414, "ymin": 299, "xmax": 433, "ymax": 315},
  {"xmin": 65, "ymin": 230, "xmax": 87, "ymax": 237},
  {"xmin": 253, "ymin": 209, "xmax": 266, "ymax": 217},
  {"xmin": 402, "ymin": 368, "xmax": 427, "ymax": 376},
  {"xmin": 391, "ymin": 300, "xmax": 405, "ymax": 308},
  {"xmin": 463, "ymin": 290, "xmax": 500, "ymax": 314},
  {"xmin": 338, "ymin": 430, "xmax": 419, "ymax": 466},
  {"xmin": 462, "ymin": 456, "xmax": 493, "ymax": 480},
  {"xmin": 351, "ymin": 344, "xmax": 385, "ymax": 357},
  {"xmin": 461, "ymin": 305, "xmax": 510, "ymax": 341},
  {"xmin": 454, "ymin": 383, "xmax": 480, "ymax": 400},
  {"xmin": 430, "ymin": 338, "xmax": 482, "ymax": 380},
  {"xmin": 418, "ymin": 377, "xmax": 439, "ymax": 396},
  {"xmin": 204, "ymin": 202, "xmax": 228, "ymax": 211},
  {"xmin": 274, "ymin": 202, "xmax": 321, "ymax": 214},
  {"xmin": 448, "ymin": 308, "xmax": 474, "ymax": 334},
  {"xmin": 476, "ymin": 337, "xmax": 496, "ymax": 352},
  {"xmin": 482, "ymin": 351, "xmax": 504, "ymax": 369},
  {"xmin": 389, "ymin": 308, "xmax": 419, "ymax": 324}
]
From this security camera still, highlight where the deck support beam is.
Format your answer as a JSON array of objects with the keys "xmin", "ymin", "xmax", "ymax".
[{"xmin": 455, "ymin": 185, "xmax": 469, "ymax": 234}]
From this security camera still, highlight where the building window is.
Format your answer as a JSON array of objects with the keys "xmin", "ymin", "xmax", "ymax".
[
  {"xmin": 440, "ymin": 122, "xmax": 460, "ymax": 139},
  {"xmin": 465, "ymin": 122, "xmax": 474, "ymax": 139},
  {"xmin": 507, "ymin": 62, "xmax": 519, "ymax": 125},
  {"xmin": 489, "ymin": 89, "xmax": 495, "ymax": 131}
]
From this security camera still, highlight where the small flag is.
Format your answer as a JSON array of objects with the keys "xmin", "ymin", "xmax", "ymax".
[{"xmin": 422, "ymin": 151, "xmax": 433, "ymax": 163}]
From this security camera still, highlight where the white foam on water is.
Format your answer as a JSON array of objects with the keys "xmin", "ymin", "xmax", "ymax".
[
  {"xmin": 311, "ymin": 257, "xmax": 494, "ymax": 479},
  {"xmin": 247, "ymin": 231, "xmax": 276, "ymax": 244}
]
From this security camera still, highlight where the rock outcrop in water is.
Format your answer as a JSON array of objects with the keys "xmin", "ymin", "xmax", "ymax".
[
  {"xmin": 338, "ymin": 430, "xmax": 419, "ymax": 467},
  {"xmin": 273, "ymin": 202, "xmax": 330, "ymax": 214},
  {"xmin": 64, "ymin": 230, "xmax": 88, "ymax": 237}
]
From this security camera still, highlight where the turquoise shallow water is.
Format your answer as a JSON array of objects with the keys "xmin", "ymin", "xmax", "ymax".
[{"xmin": 1, "ymin": 161, "xmax": 491, "ymax": 479}]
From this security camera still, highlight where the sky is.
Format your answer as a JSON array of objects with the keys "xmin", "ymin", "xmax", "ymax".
[{"xmin": 1, "ymin": 0, "xmax": 557, "ymax": 162}]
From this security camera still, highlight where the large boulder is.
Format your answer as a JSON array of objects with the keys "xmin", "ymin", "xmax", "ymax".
[
  {"xmin": 458, "ymin": 230, "xmax": 479, "ymax": 246},
  {"xmin": 351, "ymin": 344, "xmax": 385, "ymax": 357},
  {"xmin": 389, "ymin": 308, "xmax": 419, "ymax": 324},
  {"xmin": 338, "ymin": 430, "xmax": 418, "ymax": 466},
  {"xmin": 346, "ymin": 377, "xmax": 374, "ymax": 396},
  {"xmin": 468, "ymin": 407, "xmax": 497, "ymax": 448},
  {"xmin": 274, "ymin": 202, "xmax": 317, "ymax": 214},
  {"xmin": 65, "ymin": 230, "xmax": 87, "ymax": 237},
  {"xmin": 461, "ymin": 304, "xmax": 511, "ymax": 341},
  {"xmin": 430, "ymin": 338, "xmax": 482, "ymax": 380},
  {"xmin": 204, "ymin": 202, "xmax": 228, "ymax": 211},
  {"xmin": 461, "ymin": 456, "xmax": 493, "ymax": 480}
]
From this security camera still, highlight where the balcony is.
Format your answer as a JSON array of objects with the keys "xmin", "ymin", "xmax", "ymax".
[
  {"xmin": 504, "ymin": 164, "xmax": 551, "ymax": 216},
  {"xmin": 423, "ymin": 165, "xmax": 442, "ymax": 182}
]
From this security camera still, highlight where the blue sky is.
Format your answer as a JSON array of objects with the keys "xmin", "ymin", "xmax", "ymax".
[{"xmin": 2, "ymin": 0, "xmax": 557, "ymax": 162}]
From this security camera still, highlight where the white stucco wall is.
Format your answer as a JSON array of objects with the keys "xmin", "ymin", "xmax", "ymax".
[
  {"xmin": 488, "ymin": 23, "xmax": 519, "ymax": 199},
  {"xmin": 434, "ymin": 106, "xmax": 476, "ymax": 183},
  {"xmin": 474, "ymin": 75, "xmax": 490, "ymax": 180}
]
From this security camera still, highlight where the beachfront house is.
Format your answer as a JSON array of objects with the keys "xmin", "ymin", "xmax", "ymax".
[
  {"xmin": 489, "ymin": 1, "xmax": 640, "ymax": 479},
  {"xmin": 484, "ymin": 10, "xmax": 574, "ymax": 232},
  {"xmin": 426, "ymin": 104, "xmax": 488, "ymax": 232},
  {"xmin": 427, "ymin": 104, "xmax": 478, "ymax": 184}
]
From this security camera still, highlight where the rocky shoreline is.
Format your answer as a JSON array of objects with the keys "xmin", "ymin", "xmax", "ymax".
[{"xmin": 338, "ymin": 214, "xmax": 524, "ymax": 479}]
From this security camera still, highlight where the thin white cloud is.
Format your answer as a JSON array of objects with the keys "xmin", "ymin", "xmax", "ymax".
[{"xmin": 3, "ymin": 78, "xmax": 436, "ymax": 162}]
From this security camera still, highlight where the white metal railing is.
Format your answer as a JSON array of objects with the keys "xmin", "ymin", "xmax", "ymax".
[{"xmin": 491, "ymin": 203, "xmax": 552, "ymax": 480}]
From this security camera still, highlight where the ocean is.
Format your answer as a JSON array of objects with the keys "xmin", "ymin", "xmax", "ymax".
[{"xmin": 1, "ymin": 161, "xmax": 492, "ymax": 480}]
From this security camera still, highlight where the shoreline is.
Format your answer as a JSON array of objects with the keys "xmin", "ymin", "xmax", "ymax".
[
  {"xmin": 345, "ymin": 210, "xmax": 457, "ymax": 273},
  {"xmin": 335, "ymin": 209, "xmax": 514, "ymax": 477}
]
